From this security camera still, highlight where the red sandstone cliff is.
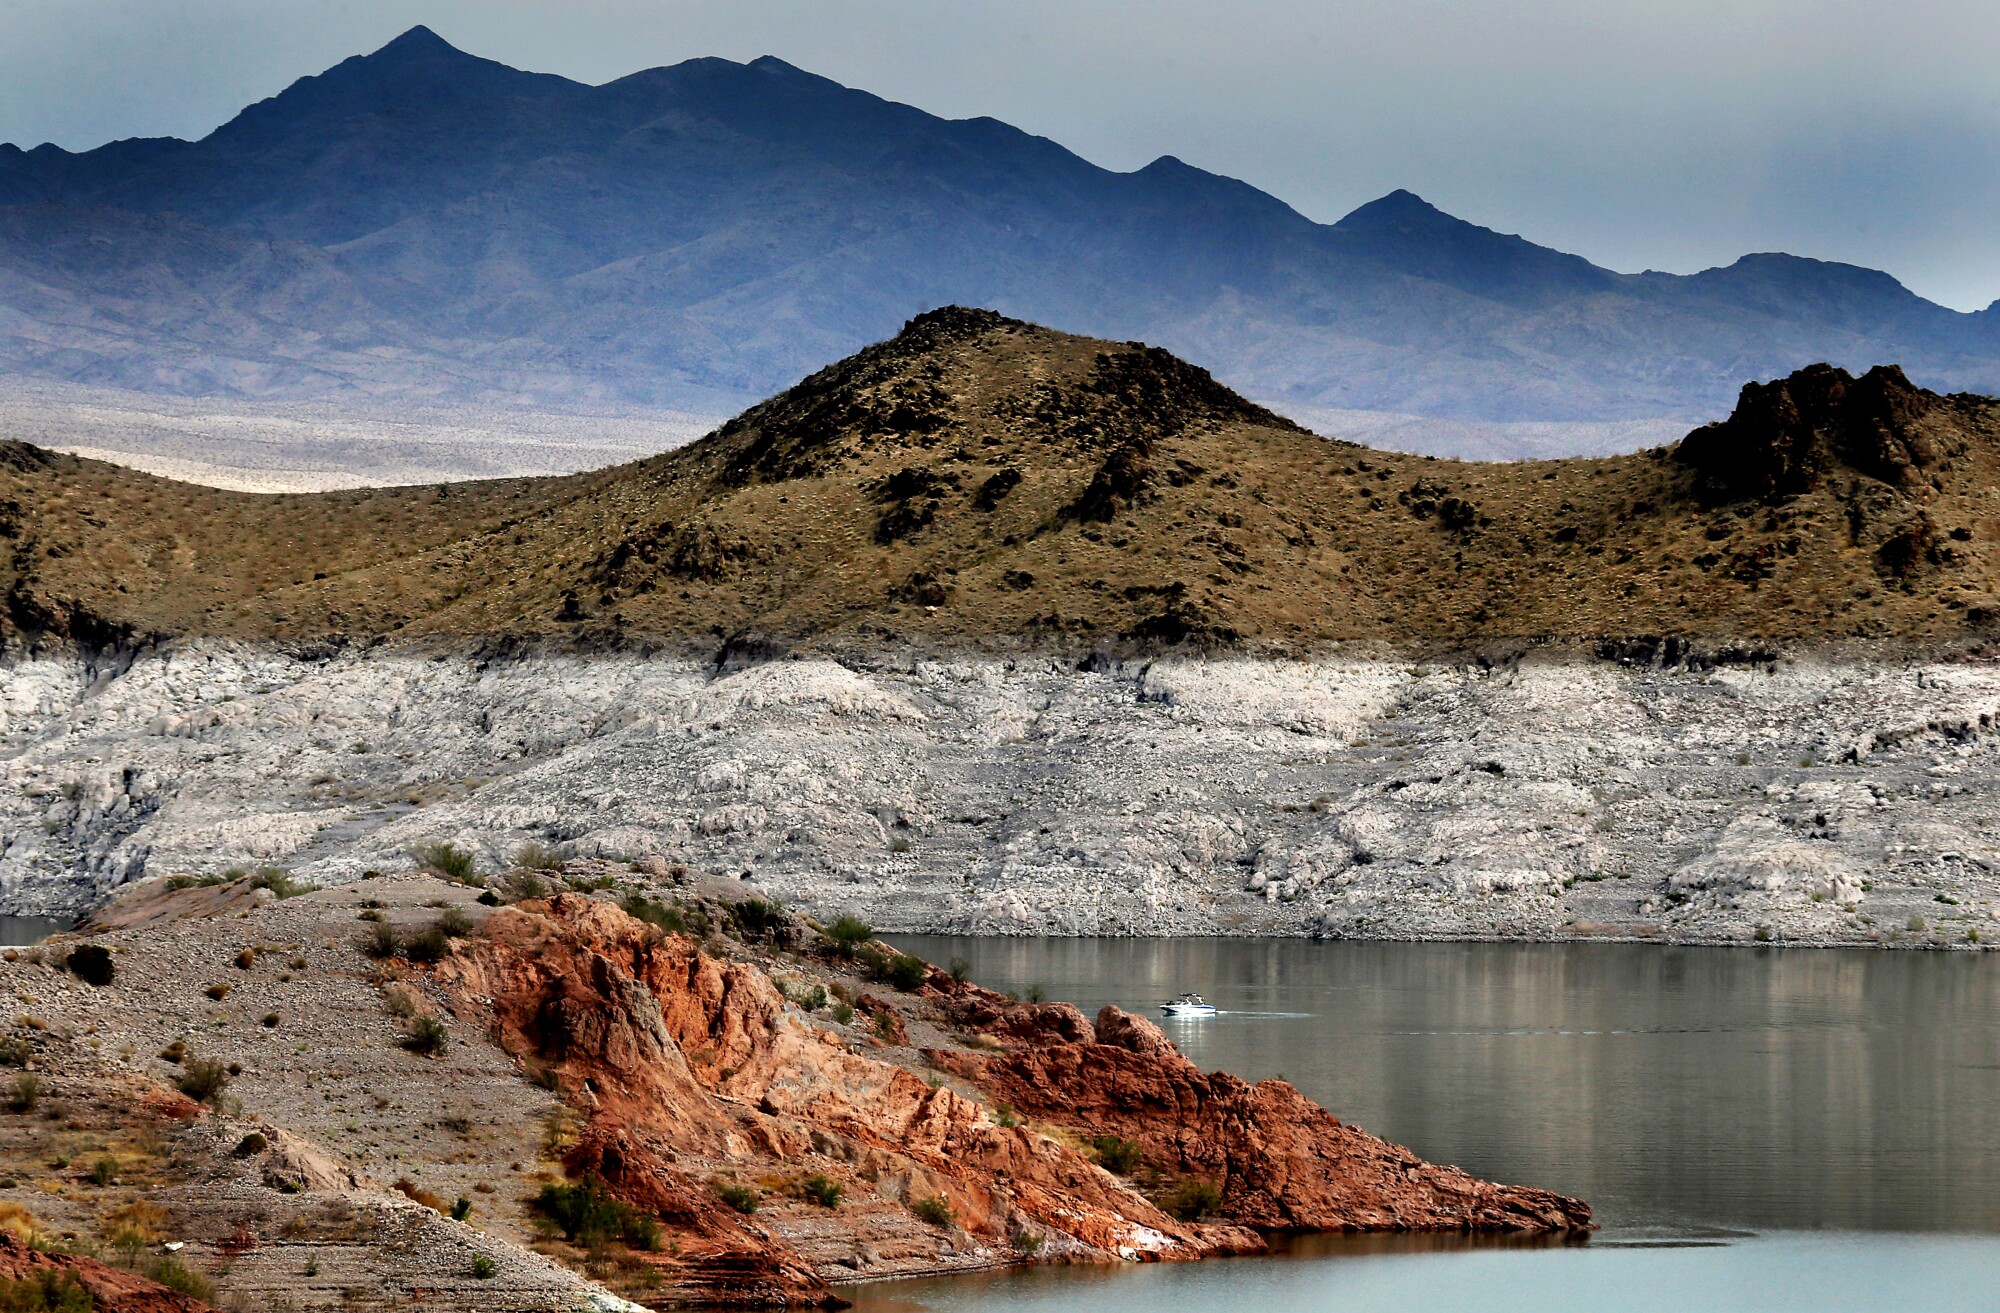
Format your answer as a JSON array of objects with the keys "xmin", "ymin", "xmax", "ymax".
[{"xmin": 435, "ymin": 895, "xmax": 1588, "ymax": 1304}]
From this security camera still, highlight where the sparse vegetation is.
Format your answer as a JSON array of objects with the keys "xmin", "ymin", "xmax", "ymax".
[
  {"xmin": 6, "ymin": 1074, "xmax": 41, "ymax": 1114},
  {"xmin": 401, "ymin": 1015, "xmax": 449, "ymax": 1056},
  {"xmin": 533, "ymin": 1177, "xmax": 663, "ymax": 1249},
  {"xmin": 1167, "ymin": 1180, "xmax": 1223, "ymax": 1221},
  {"xmin": 413, "ymin": 842, "xmax": 477, "ymax": 883},
  {"xmin": 911, "ymin": 1195, "xmax": 955, "ymax": 1227},
  {"xmin": 249, "ymin": 867, "xmax": 316, "ymax": 899},
  {"xmin": 174, "ymin": 1057, "xmax": 231, "ymax": 1104},
  {"xmin": 622, "ymin": 895, "xmax": 686, "ymax": 935},
  {"xmin": 513, "ymin": 842, "xmax": 563, "ymax": 871},
  {"xmin": 1089, "ymin": 1134, "xmax": 1142, "ymax": 1175},
  {"xmin": 887, "ymin": 954, "xmax": 928, "ymax": 992},
  {"xmin": 727, "ymin": 897, "xmax": 785, "ymax": 942},
  {"xmin": 0, "ymin": 1271, "xmax": 91, "ymax": 1312},
  {"xmin": 470, "ymin": 1254, "xmax": 498, "ymax": 1279},
  {"xmin": 801, "ymin": 1175, "xmax": 842, "ymax": 1208},
  {"xmin": 822, "ymin": 915, "xmax": 873, "ymax": 956},
  {"xmin": 714, "ymin": 1181, "xmax": 759, "ymax": 1214},
  {"xmin": 948, "ymin": 956, "xmax": 971, "ymax": 982}
]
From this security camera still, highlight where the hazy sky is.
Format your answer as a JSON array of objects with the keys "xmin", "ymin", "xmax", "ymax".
[{"xmin": 4, "ymin": 0, "xmax": 1997, "ymax": 310}]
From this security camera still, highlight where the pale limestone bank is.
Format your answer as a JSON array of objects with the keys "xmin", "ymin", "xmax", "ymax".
[{"xmin": 2, "ymin": 641, "xmax": 1996, "ymax": 946}]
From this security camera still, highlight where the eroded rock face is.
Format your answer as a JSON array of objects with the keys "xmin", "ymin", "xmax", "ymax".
[
  {"xmin": 932, "ymin": 1004, "xmax": 1591, "ymax": 1233},
  {"xmin": 3, "ymin": 642, "xmax": 1999, "ymax": 949},
  {"xmin": 434, "ymin": 896, "xmax": 1580, "ymax": 1298}
]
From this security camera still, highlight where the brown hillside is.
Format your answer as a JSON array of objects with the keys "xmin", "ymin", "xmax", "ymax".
[{"xmin": 4, "ymin": 306, "xmax": 2000, "ymax": 654}]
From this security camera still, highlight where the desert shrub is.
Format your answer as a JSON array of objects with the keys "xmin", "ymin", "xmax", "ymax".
[
  {"xmin": 450, "ymin": 1197, "xmax": 472, "ymax": 1222},
  {"xmin": 992, "ymin": 1102, "xmax": 1020, "ymax": 1129},
  {"xmin": 64, "ymin": 945, "xmax": 114, "ymax": 987},
  {"xmin": 358, "ymin": 923, "xmax": 397, "ymax": 959},
  {"xmin": 6, "ymin": 1074, "xmax": 40, "ymax": 1114},
  {"xmin": 911, "ymin": 1196, "xmax": 954, "ymax": 1228},
  {"xmin": 234, "ymin": 947, "xmax": 256, "ymax": 970},
  {"xmin": 470, "ymin": 1254, "xmax": 497, "ymax": 1279},
  {"xmin": 86, "ymin": 1158, "xmax": 118, "ymax": 1187},
  {"xmin": 0, "ymin": 1038, "xmax": 27, "ymax": 1067},
  {"xmin": 163, "ymin": 874, "xmax": 230, "ymax": 892},
  {"xmin": 855, "ymin": 946, "xmax": 889, "ymax": 980},
  {"xmin": 1168, "ymin": 1180, "xmax": 1223, "ymax": 1221},
  {"xmin": 412, "ymin": 842, "xmax": 476, "ymax": 883},
  {"xmin": 801, "ymin": 1175, "xmax": 842, "ymax": 1208},
  {"xmin": 513, "ymin": 842, "xmax": 563, "ymax": 872},
  {"xmin": 232, "ymin": 1133, "xmax": 268, "ymax": 1157},
  {"xmin": 1089, "ymin": 1135, "xmax": 1141, "ymax": 1175},
  {"xmin": 434, "ymin": 906, "xmax": 474, "ymax": 937},
  {"xmin": 713, "ymin": 1182, "xmax": 758, "ymax": 1215},
  {"xmin": 476, "ymin": 889, "xmax": 501, "ymax": 907},
  {"xmin": 400, "ymin": 927, "xmax": 453, "ymax": 964},
  {"xmin": 382, "ymin": 985, "xmax": 418, "ymax": 1019},
  {"xmin": 0, "ymin": 1271, "xmax": 91, "ymax": 1312},
  {"xmin": 1907, "ymin": 915, "xmax": 1927, "ymax": 932},
  {"xmin": 1024, "ymin": 984, "xmax": 1047, "ymax": 1004},
  {"xmin": 260, "ymin": 1012, "xmax": 281, "ymax": 1029},
  {"xmin": 533, "ymin": 1178, "xmax": 661, "ymax": 1249},
  {"xmin": 139, "ymin": 1257, "xmax": 212, "ymax": 1301},
  {"xmin": 887, "ymin": 954, "xmax": 928, "ymax": 992},
  {"xmin": 727, "ymin": 898, "xmax": 784, "ymax": 942},
  {"xmin": 831, "ymin": 1003, "xmax": 855, "ymax": 1025},
  {"xmin": 873, "ymin": 1011, "xmax": 900, "ymax": 1042},
  {"xmin": 948, "ymin": 956, "xmax": 971, "ymax": 983},
  {"xmin": 203, "ymin": 982, "xmax": 232, "ymax": 1001},
  {"xmin": 402, "ymin": 1016, "xmax": 449, "ymax": 1056},
  {"xmin": 174, "ymin": 1058, "xmax": 230, "ymax": 1104},
  {"xmin": 622, "ymin": 896, "xmax": 685, "ymax": 935},
  {"xmin": 248, "ymin": 868, "xmax": 315, "ymax": 899},
  {"xmin": 822, "ymin": 915, "xmax": 873, "ymax": 957}
]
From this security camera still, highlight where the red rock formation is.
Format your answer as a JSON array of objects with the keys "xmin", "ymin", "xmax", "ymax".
[
  {"xmin": 931, "ymin": 1003, "xmax": 1591, "ymax": 1232},
  {"xmin": 436, "ymin": 895, "xmax": 1585, "ymax": 1307},
  {"xmin": 0, "ymin": 1232, "xmax": 219, "ymax": 1313}
]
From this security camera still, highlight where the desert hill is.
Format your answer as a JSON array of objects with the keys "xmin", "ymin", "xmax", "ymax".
[
  {"xmin": 4, "ymin": 307, "xmax": 1999, "ymax": 654},
  {"xmin": 1, "ymin": 26, "xmax": 1995, "ymax": 431}
]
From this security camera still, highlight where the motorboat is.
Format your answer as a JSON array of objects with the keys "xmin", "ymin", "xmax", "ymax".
[{"xmin": 1160, "ymin": 992, "xmax": 1217, "ymax": 1017}]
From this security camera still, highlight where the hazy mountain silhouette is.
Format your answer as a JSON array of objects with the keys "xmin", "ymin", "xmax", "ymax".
[{"xmin": 1, "ymin": 26, "xmax": 1994, "ymax": 426}]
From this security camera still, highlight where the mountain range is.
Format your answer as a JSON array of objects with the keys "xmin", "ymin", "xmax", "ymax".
[{"xmin": 1, "ymin": 25, "xmax": 1996, "ymax": 431}]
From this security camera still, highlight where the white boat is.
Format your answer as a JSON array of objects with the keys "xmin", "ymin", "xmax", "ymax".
[{"xmin": 1160, "ymin": 992, "xmax": 1217, "ymax": 1017}]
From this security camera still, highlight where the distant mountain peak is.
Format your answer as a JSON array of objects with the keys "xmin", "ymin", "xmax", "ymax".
[
  {"xmin": 372, "ymin": 24, "xmax": 456, "ymax": 55},
  {"xmin": 1334, "ymin": 189, "xmax": 1464, "ymax": 232}
]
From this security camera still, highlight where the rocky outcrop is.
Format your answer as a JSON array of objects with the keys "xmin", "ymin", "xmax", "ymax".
[
  {"xmin": 0, "ymin": 1231, "xmax": 219, "ymax": 1312},
  {"xmin": 433, "ymin": 896, "xmax": 1581, "ymax": 1300},
  {"xmin": 931, "ymin": 1003, "xmax": 1590, "ymax": 1232},
  {"xmin": 1676, "ymin": 363, "xmax": 1945, "ymax": 502}
]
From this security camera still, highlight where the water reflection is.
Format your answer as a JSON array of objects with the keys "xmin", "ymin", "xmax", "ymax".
[{"xmin": 889, "ymin": 937, "xmax": 2000, "ymax": 1234}]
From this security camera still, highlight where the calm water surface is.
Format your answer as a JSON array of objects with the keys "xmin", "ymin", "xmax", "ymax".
[
  {"xmin": 863, "ymin": 937, "xmax": 2000, "ymax": 1312},
  {"xmin": 0, "ymin": 915, "xmax": 68, "ymax": 946}
]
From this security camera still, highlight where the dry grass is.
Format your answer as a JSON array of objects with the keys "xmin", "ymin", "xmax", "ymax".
[{"xmin": 3, "ymin": 310, "xmax": 1996, "ymax": 654}]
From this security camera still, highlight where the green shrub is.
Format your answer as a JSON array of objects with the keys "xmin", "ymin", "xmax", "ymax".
[
  {"xmin": 1024, "ymin": 984, "xmax": 1047, "ymax": 1004},
  {"xmin": 139, "ymin": 1257, "xmax": 213, "ymax": 1301},
  {"xmin": 434, "ymin": 907, "xmax": 474, "ymax": 937},
  {"xmin": 513, "ymin": 842, "xmax": 563, "ymax": 871},
  {"xmin": 993, "ymin": 1102, "xmax": 1020, "ymax": 1129},
  {"xmin": 622, "ymin": 896, "xmax": 685, "ymax": 935},
  {"xmin": 727, "ymin": 898, "xmax": 784, "ymax": 942},
  {"xmin": 413, "ymin": 842, "xmax": 476, "ymax": 883},
  {"xmin": 163, "ymin": 874, "xmax": 231, "ymax": 892},
  {"xmin": 174, "ymin": 1058, "xmax": 230, "ymax": 1104},
  {"xmin": 1907, "ymin": 915, "xmax": 1927, "ymax": 933},
  {"xmin": 401, "ymin": 1016, "xmax": 449, "ymax": 1056},
  {"xmin": 86, "ymin": 1158, "xmax": 118, "ymax": 1186},
  {"xmin": 822, "ymin": 915, "xmax": 873, "ymax": 956},
  {"xmin": 450, "ymin": 1197, "xmax": 472, "ymax": 1222},
  {"xmin": 1090, "ymin": 1135, "xmax": 1141, "ymax": 1175},
  {"xmin": 0, "ymin": 1271, "xmax": 91, "ymax": 1312},
  {"xmin": 470, "ymin": 1254, "xmax": 497, "ymax": 1279},
  {"xmin": 358, "ymin": 922, "xmax": 398, "ymax": 959},
  {"xmin": 801, "ymin": 1175, "xmax": 841, "ymax": 1208},
  {"xmin": 831, "ymin": 1003, "xmax": 855, "ymax": 1025},
  {"xmin": 948, "ymin": 956, "xmax": 971, "ymax": 983},
  {"xmin": 6, "ymin": 1073, "xmax": 41, "ymax": 1113},
  {"xmin": 248, "ymin": 868, "xmax": 316, "ymax": 899},
  {"xmin": 911, "ymin": 1196, "xmax": 954, "ymax": 1227},
  {"xmin": 400, "ymin": 928, "xmax": 453, "ymax": 965},
  {"xmin": 532, "ymin": 1177, "xmax": 661, "ymax": 1249},
  {"xmin": 64, "ymin": 945, "xmax": 114, "ymax": 987},
  {"xmin": 232, "ymin": 1133, "xmax": 268, "ymax": 1157},
  {"xmin": 714, "ymin": 1182, "xmax": 759, "ymax": 1214},
  {"xmin": 887, "ymin": 955, "xmax": 928, "ymax": 992},
  {"xmin": 0, "ymin": 1036, "xmax": 29, "ymax": 1067},
  {"xmin": 476, "ymin": 889, "xmax": 501, "ymax": 907},
  {"xmin": 1167, "ymin": 1180, "xmax": 1223, "ymax": 1221},
  {"xmin": 855, "ymin": 946, "xmax": 889, "ymax": 980}
]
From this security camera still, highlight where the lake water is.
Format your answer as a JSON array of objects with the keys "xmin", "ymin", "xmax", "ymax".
[
  {"xmin": 862, "ymin": 937, "xmax": 2000, "ymax": 1312},
  {"xmin": 0, "ymin": 915, "xmax": 69, "ymax": 946}
]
